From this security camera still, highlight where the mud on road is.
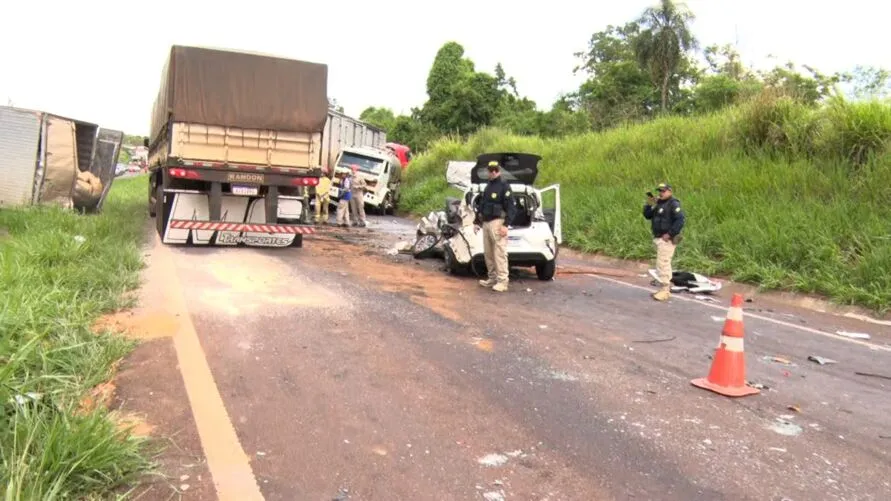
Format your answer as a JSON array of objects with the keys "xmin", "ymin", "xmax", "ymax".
[{"xmin": 111, "ymin": 216, "xmax": 891, "ymax": 501}]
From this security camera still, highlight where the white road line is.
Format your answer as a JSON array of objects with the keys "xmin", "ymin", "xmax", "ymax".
[{"xmin": 586, "ymin": 274, "xmax": 891, "ymax": 353}]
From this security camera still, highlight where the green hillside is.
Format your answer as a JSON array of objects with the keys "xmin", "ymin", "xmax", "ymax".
[{"xmin": 399, "ymin": 95, "xmax": 891, "ymax": 312}]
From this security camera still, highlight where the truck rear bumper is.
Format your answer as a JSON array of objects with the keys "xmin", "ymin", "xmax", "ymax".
[{"xmin": 168, "ymin": 219, "xmax": 316, "ymax": 234}]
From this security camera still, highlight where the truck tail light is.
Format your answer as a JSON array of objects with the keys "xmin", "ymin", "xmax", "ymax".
[
  {"xmin": 170, "ymin": 168, "xmax": 200, "ymax": 179},
  {"xmin": 290, "ymin": 177, "xmax": 319, "ymax": 187}
]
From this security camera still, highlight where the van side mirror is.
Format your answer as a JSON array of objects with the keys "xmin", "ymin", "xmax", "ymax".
[
  {"xmin": 383, "ymin": 162, "xmax": 389, "ymax": 174},
  {"xmin": 143, "ymin": 137, "xmax": 149, "ymax": 148}
]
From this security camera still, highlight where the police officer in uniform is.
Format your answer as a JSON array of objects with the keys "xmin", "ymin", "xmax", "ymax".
[
  {"xmin": 643, "ymin": 183, "xmax": 686, "ymax": 301},
  {"xmin": 474, "ymin": 160, "xmax": 517, "ymax": 292}
]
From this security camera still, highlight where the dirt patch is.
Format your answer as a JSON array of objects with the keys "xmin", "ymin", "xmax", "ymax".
[
  {"xmin": 192, "ymin": 248, "xmax": 345, "ymax": 315},
  {"xmin": 78, "ymin": 380, "xmax": 117, "ymax": 415},
  {"xmin": 93, "ymin": 310, "xmax": 181, "ymax": 340},
  {"xmin": 112, "ymin": 411, "xmax": 156, "ymax": 437},
  {"xmin": 309, "ymin": 236, "xmax": 469, "ymax": 323}
]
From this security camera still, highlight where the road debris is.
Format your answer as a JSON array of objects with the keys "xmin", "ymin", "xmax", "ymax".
[
  {"xmin": 807, "ymin": 355, "xmax": 838, "ymax": 365},
  {"xmin": 747, "ymin": 382, "xmax": 770, "ymax": 390},
  {"xmin": 787, "ymin": 405, "xmax": 802, "ymax": 413},
  {"xmin": 768, "ymin": 447, "xmax": 787, "ymax": 453},
  {"xmin": 477, "ymin": 453, "xmax": 509, "ymax": 467},
  {"xmin": 632, "ymin": 336, "xmax": 676, "ymax": 344},
  {"xmin": 694, "ymin": 295, "xmax": 718, "ymax": 303},
  {"xmin": 763, "ymin": 356, "xmax": 795, "ymax": 366},
  {"xmin": 854, "ymin": 372, "xmax": 891, "ymax": 381},
  {"xmin": 711, "ymin": 316, "xmax": 725, "ymax": 323},
  {"xmin": 332, "ymin": 488, "xmax": 350, "ymax": 501},
  {"xmin": 483, "ymin": 491, "xmax": 506, "ymax": 501},
  {"xmin": 835, "ymin": 330, "xmax": 871, "ymax": 340},
  {"xmin": 769, "ymin": 418, "xmax": 803, "ymax": 437}
]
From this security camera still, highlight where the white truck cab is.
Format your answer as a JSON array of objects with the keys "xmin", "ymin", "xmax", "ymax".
[{"xmin": 328, "ymin": 146, "xmax": 403, "ymax": 215}]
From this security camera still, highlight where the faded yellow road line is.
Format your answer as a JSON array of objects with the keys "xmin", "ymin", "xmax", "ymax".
[{"xmin": 151, "ymin": 234, "xmax": 264, "ymax": 501}]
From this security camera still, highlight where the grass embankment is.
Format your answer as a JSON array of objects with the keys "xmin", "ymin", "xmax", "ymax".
[
  {"xmin": 0, "ymin": 176, "xmax": 151, "ymax": 499},
  {"xmin": 400, "ymin": 95, "xmax": 891, "ymax": 312}
]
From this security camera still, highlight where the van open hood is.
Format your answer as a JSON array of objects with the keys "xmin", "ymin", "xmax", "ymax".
[{"xmin": 469, "ymin": 152, "xmax": 541, "ymax": 185}]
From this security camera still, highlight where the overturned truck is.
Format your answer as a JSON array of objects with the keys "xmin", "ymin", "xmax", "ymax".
[{"xmin": 147, "ymin": 45, "xmax": 328, "ymax": 247}]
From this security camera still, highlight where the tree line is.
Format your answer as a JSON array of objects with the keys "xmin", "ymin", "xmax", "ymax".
[{"xmin": 358, "ymin": 0, "xmax": 890, "ymax": 151}]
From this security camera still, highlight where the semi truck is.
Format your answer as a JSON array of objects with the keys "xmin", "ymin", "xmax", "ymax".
[{"xmin": 147, "ymin": 45, "xmax": 331, "ymax": 248}]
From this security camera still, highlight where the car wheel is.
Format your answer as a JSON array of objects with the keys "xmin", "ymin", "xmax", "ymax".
[
  {"xmin": 536, "ymin": 259, "xmax": 557, "ymax": 281},
  {"xmin": 382, "ymin": 193, "xmax": 394, "ymax": 215},
  {"xmin": 413, "ymin": 233, "xmax": 440, "ymax": 259}
]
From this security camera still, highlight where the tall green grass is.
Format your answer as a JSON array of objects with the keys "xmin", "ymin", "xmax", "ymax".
[
  {"xmin": 400, "ymin": 96, "xmax": 891, "ymax": 312},
  {"xmin": 0, "ymin": 176, "xmax": 152, "ymax": 499}
]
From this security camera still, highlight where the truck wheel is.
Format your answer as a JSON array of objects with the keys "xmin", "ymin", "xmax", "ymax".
[
  {"xmin": 291, "ymin": 234, "xmax": 303, "ymax": 248},
  {"xmin": 148, "ymin": 175, "xmax": 157, "ymax": 217},
  {"xmin": 382, "ymin": 193, "xmax": 394, "ymax": 215},
  {"xmin": 154, "ymin": 184, "xmax": 171, "ymax": 238},
  {"xmin": 536, "ymin": 259, "xmax": 557, "ymax": 281}
]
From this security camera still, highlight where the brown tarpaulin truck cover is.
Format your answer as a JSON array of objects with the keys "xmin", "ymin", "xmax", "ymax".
[{"xmin": 150, "ymin": 45, "xmax": 328, "ymax": 144}]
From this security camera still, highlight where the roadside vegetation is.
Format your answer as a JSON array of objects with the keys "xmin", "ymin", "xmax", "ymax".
[
  {"xmin": 360, "ymin": 0, "xmax": 891, "ymax": 312},
  {"xmin": 400, "ymin": 96, "xmax": 891, "ymax": 311},
  {"xmin": 0, "ymin": 176, "xmax": 152, "ymax": 499}
]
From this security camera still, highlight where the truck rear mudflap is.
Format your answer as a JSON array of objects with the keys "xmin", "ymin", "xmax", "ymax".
[{"xmin": 161, "ymin": 191, "xmax": 315, "ymax": 248}]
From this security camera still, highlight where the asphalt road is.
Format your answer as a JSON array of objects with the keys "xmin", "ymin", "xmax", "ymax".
[{"xmin": 116, "ymin": 215, "xmax": 891, "ymax": 501}]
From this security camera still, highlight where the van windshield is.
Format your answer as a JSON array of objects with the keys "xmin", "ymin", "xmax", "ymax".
[{"xmin": 339, "ymin": 152, "xmax": 384, "ymax": 175}]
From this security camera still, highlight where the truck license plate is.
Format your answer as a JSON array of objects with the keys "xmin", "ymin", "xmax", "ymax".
[{"xmin": 232, "ymin": 184, "xmax": 259, "ymax": 196}]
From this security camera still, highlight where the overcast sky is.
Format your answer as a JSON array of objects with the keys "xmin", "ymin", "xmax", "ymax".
[{"xmin": 1, "ymin": 0, "xmax": 886, "ymax": 135}]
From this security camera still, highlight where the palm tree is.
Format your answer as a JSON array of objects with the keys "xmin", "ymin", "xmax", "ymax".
[{"xmin": 634, "ymin": 0, "xmax": 698, "ymax": 112}]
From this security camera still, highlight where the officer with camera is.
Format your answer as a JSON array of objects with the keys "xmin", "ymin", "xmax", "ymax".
[{"xmin": 643, "ymin": 183, "xmax": 685, "ymax": 301}]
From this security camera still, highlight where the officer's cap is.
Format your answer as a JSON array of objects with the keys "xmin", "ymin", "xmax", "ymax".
[
  {"xmin": 487, "ymin": 160, "xmax": 500, "ymax": 171},
  {"xmin": 656, "ymin": 183, "xmax": 672, "ymax": 192}
]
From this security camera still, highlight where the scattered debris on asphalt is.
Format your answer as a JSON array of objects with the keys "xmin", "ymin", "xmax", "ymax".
[
  {"xmin": 768, "ymin": 447, "xmax": 787, "ymax": 453},
  {"xmin": 835, "ymin": 330, "xmax": 871, "ymax": 340},
  {"xmin": 769, "ymin": 418, "xmax": 803, "ymax": 437},
  {"xmin": 764, "ymin": 356, "xmax": 795, "ymax": 366},
  {"xmin": 711, "ymin": 316, "xmax": 725, "ymax": 322},
  {"xmin": 694, "ymin": 295, "xmax": 718, "ymax": 303},
  {"xmin": 854, "ymin": 371, "xmax": 891, "ymax": 381},
  {"xmin": 483, "ymin": 491, "xmax": 506, "ymax": 501},
  {"xmin": 647, "ymin": 269, "xmax": 722, "ymax": 293},
  {"xmin": 787, "ymin": 405, "xmax": 802, "ymax": 413},
  {"xmin": 332, "ymin": 488, "xmax": 350, "ymax": 501},
  {"xmin": 748, "ymin": 382, "xmax": 770, "ymax": 390},
  {"xmin": 632, "ymin": 336, "xmax": 676, "ymax": 344},
  {"xmin": 880, "ymin": 435, "xmax": 891, "ymax": 439},
  {"xmin": 477, "ymin": 453, "xmax": 509, "ymax": 467},
  {"xmin": 807, "ymin": 355, "xmax": 838, "ymax": 365}
]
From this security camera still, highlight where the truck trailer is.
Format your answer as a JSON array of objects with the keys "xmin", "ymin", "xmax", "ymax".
[{"xmin": 147, "ymin": 45, "xmax": 329, "ymax": 248}]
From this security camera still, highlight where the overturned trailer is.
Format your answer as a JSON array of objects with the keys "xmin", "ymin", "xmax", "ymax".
[{"xmin": 0, "ymin": 105, "xmax": 122, "ymax": 211}]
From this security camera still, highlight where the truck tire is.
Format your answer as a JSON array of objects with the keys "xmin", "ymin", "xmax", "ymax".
[
  {"xmin": 536, "ymin": 259, "xmax": 557, "ymax": 281},
  {"xmin": 154, "ymin": 184, "xmax": 171, "ymax": 238},
  {"xmin": 382, "ymin": 193, "xmax": 394, "ymax": 216},
  {"xmin": 291, "ymin": 234, "xmax": 303, "ymax": 248}
]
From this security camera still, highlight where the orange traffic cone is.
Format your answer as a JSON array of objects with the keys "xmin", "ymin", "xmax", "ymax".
[{"xmin": 691, "ymin": 293, "xmax": 760, "ymax": 397}]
